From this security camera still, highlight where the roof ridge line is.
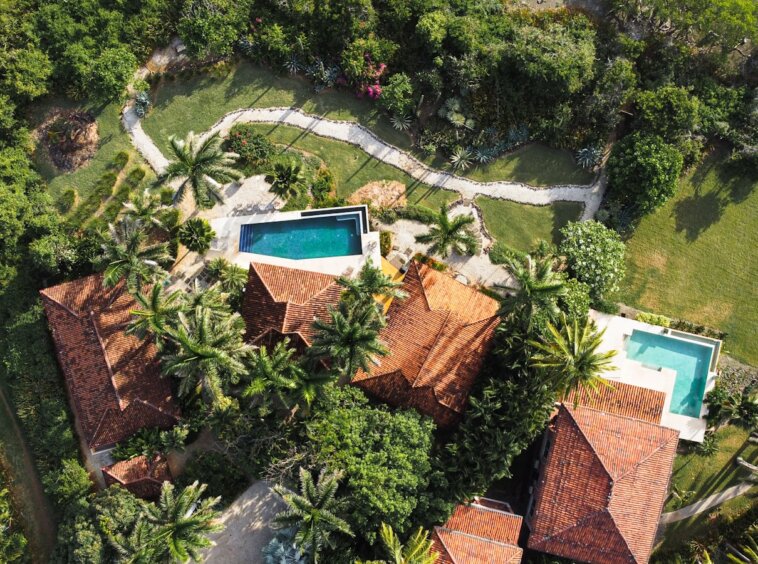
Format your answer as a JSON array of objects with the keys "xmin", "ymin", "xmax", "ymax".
[
  {"xmin": 131, "ymin": 398, "xmax": 179, "ymax": 421},
  {"xmin": 566, "ymin": 402, "xmax": 673, "ymax": 429},
  {"xmin": 469, "ymin": 502, "xmax": 523, "ymax": 520},
  {"xmin": 562, "ymin": 405, "xmax": 622, "ymax": 481},
  {"xmin": 251, "ymin": 261, "xmax": 337, "ymax": 306},
  {"xmin": 614, "ymin": 426, "xmax": 679, "ymax": 481},
  {"xmin": 39, "ymin": 291, "xmax": 85, "ymax": 320},
  {"xmin": 435, "ymin": 526, "xmax": 523, "ymax": 550},
  {"xmin": 89, "ymin": 310, "xmax": 124, "ymax": 407},
  {"xmin": 411, "ymin": 310, "xmax": 453, "ymax": 387},
  {"xmin": 412, "ymin": 262, "xmax": 433, "ymax": 312}
]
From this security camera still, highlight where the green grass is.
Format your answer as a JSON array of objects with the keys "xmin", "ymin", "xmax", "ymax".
[
  {"xmin": 475, "ymin": 196, "xmax": 583, "ymax": 252},
  {"xmin": 141, "ymin": 61, "xmax": 590, "ymax": 186},
  {"xmin": 237, "ymin": 123, "xmax": 457, "ymax": 210},
  {"xmin": 619, "ymin": 149, "xmax": 758, "ymax": 365},
  {"xmin": 28, "ymin": 98, "xmax": 153, "ymax": 206},
  {"xmin": 666, "ymin": 425, "xmax": 757, "ymax": 512}
]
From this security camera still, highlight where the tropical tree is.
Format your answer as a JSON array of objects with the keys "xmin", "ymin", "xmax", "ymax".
[
  {"xmin": 183, "ymin": 281, "xmax": 231, "ymax": 319},
  {"xmin": 158, "ymin": 131, "xmax": 241, "ymax": 209},
  {"xmin": 267, "ymin": 160, "xmax": 305, "ymax": 199},
  {"xmin": 122, "ymin": 188, "xmax": 169, "ymax": 229},
  {"xmin": 110, "ymin": 519, "xmax": 162, "ymax": 564},
  {"xmin": 143, "ymin": 481, "xmax": 223, "ymax": 563},
  {"xmin": 529, "ymin": 313, "xmax": 617, "ymax": 397},
  {"xmin": 336, "ymin": 259, "xmax": 406, "ymax": 309},
  {"xmin": 98, "ymin": 218, "xmax": 171, "ymax": 293},
  {"xmin": 0, "ymin": 488, "xmax": 26, "ymax": 563},
  {"xmin": 218, "ymin": 263, "xmax": 248, "ymax": 295},
  {"xmin": 414, "ymin": 205, "xmax": 479, "ymax": 258},
  {"xmin": 177, "ymin": 218, "xmax": 216, "ymax": 255},
  {"xmin": 362, "ymin": 523, "xmax": 438, "ymax": 564},
  {"xmin": 497, "ymin": 254, "xmax": 567, "ymax": 332},
  {"xmin": 272, "ymin": 467, "xmax": 353, "ymax": 563},
  {"xmin": 308, "ymin": 301, "xmax": 388, "ymax": 384},
  {"xmin": 162, "ymin": 307, "xmax": 255, "ymax": 406},
  {"xmin": 127, "ymin": 284, "xmax": 185, "ymax": 350}
]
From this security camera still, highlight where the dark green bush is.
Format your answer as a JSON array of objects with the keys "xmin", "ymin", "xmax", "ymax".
[
  {"xmin": 176, "ymin": 451, "xmax": 248, "ymax": 506},
  {"xmin": 225, "ymin": 124, "xmax": 275, "ymax": 166},
  {"xmin": 311, "ymin": 168, "xmax": 335, "ymax": 203},
  {"xmin": 110, "ymin": 151, "xmax": 130, "ymax": 171},
  {"xmin": 380, "ymin": 231, "xmax": 392, "ymax": 257},
  {"xmin": 57, "ymin": 188, "xmax": 77, "ymax": 214},
  {"xmin": 488, "ymin": 242, "xmax": 526, "ymax": 265}
]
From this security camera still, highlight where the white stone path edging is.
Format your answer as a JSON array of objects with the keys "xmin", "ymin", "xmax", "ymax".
[{"xmin": 122, "ymin": 106, "xmax": 605, "ymax": 220}]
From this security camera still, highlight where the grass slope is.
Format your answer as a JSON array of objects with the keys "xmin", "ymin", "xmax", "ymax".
[
  {"xmin": 619, "ymin": 149, "xmax": 758, "ymax": 365},
  {"xmin": 141, "ymin": 61, "xmax": 589, "ymax": 186},
  {"xmin": 476, "ymin": 196, "xmax": 583, "ymax": 251}
]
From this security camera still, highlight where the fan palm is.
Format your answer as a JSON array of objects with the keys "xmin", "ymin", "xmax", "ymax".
[
  {"xmin": 337, "ymin": 259, "xmax": 406, "ymax": 309},
  {"xmin": 159, "ymin": 131, "xmax": 241, "ymax": 209},
  {"xmin": 98, "ymin": 218, "xmax": 171, "ymax": 293},
  {"xmin": 497, "ymin": 254, "xmax": 566, "ymax": 331},
  {"xmin": 308, "ymin": 301, "xmax": 388, "ymax": 384},
  {"xmin": 143, "ymin": 481, "xmax": 222, "ymax": 563},
  {"xmin": 267, "ymin": 160, "xmax": 305, "ymax": 199},
  {"xmin": 127, "ymin": 284, "xmax": 185, "ymax": 350},
  {"xmin": 122, "ymin": 188, "xmax": 168, "ymax": 229},
  {"xmin": 529, "ymin": 313, "xmax": 617, "ymax": 397},
  {"xmin": 273, "ymin": 467, "xmax": 353, "ymax": 563},
  {"xmin": 414, "ymin": 205, "xmax": 479, "ymax": 258},
  {"xmin": 162, "ymin": 307, "xmax": 255, "ymax": 406}
]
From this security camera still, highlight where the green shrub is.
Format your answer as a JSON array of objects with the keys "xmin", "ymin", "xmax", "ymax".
[
  {"xmin": 396, "ymin": 204, "xmax": 438, "ymax": 225},
  {"xmin": 280, "ymin": 191, "xmax": 312, "ymax": 212},
  {"xmin": 225, "ymin": 123, "xmax": 275, "ymax": 166},
  {"xmin": 122, "ymin": 167, "xmax": 146, "ymax": 190},
  {"xmin": 94, "ymin": 171, "xmax": 118, "ymax": 201},
  {"xmin": 413, "ymin": 253, "xmax": 446, "ymax": 271},
  {"xmin": 311, "ymin": 168, "xmax": 335, "ymax": 203},
  {"xmin": 636, "ymin": 311, "xmax": 671, "ymax": 327},
  {"xmin": 176, "ymin": 451, "xmax": 248, "ymax": 506},
  {"xmin": 488, "ymin": 242, "xmax": 526, "ymax": 265},
  {"xmin": 57, "ymin": 188, "xmax": 77, "ymax": 214},
  {"xmin": 110, "ymin": 151, "xmax": 129, "ymax": 171},
  {"xmin": 44, "ymin": 459, "xmax": 92, "ymax": 507},
  {"xmin": 159, "ymin": 187, "xmax": 174, "ymax": 205},
  {"xmin": 695, "ymin": 433, "xmax": 719, "ymax": 456},
  {"xmin": 559, "ymin": 277, "xmax": 592, "ymax": 321},
  {"xmin": 669, "ymin": 318, "xmax": 727, "ymax": 340},
  {"xmin": 380, "ymin": 231, "xmax": 392, "ymax": 257}
]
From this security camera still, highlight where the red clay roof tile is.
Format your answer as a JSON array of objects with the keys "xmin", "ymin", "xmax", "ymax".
[
  {"xmin": 563, "ymin": 381, "xmax": 666, "ymax": 424},
  {"xmin": 102, "ymin": 454, "xmax": 171, "ymax": 499}
]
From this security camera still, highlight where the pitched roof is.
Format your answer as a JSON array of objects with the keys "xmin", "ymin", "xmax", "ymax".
[
  {"xmin": 432, "ymin": 500, "xmax": 523, "ymax": 563},
  {"xmin": 102, "ymin": 455, "xmax": 171, "ymax": 499},
  {"xmin": 563, "ymin": 380, "xmax": 666, "ymax": 424},
  {"xmin": 240, "ymin": 262, "xmax": 343, "ymax": 349},
  {"xmin": 353, "ymin": 262, "xmax": 499, "ymax": 427},
  {"xmin": 527, "ymin": 405, "xmax": 679, "ymax": 564},
  {"xmin": 40, "ymin": 274, "xmax": 179, "ymax": 451}
]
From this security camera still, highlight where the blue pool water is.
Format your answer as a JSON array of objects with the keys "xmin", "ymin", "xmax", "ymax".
[
  {"xmin": 239, "ymin": 213, "xmax": 362, "ymax": 259},
  {"xmin": 626, "ymin": 330, "xmax": 713, "ymax": 418}
]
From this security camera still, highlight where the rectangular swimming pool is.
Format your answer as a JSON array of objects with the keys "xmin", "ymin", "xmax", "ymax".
[
  {"xmin": 239, "ymin": 212, "xmax": 362, "ymax": 260},
  {"xmin": 626, "ymin": 330, "xmax": 714, "ymax": 418}
]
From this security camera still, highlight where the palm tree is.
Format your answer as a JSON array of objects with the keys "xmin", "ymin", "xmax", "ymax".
[
  {"xmin": 497, "ymin": 254, "xmax": 566, "ymax": 331},
  {"xmin": 218, "ymin": 263, "xmax": 248, "ymax": 295},
  {"xmin": 183, "ymin": 280, "xmax": 231, "ymax": 319},
  {"xmin": 337, "ymin": 259, "xmax": 406, "ymax": 309},
  {"xmin": 267, "ymin": 160, "xmax": 305, "ymax": 199},
  {"xmin": 177, "ymin": 218, "xmax": 216, "ymax": 255},
  {"xmin": 122, "ymin": 188, "xmax": 169, "ymax": 230},
  {"xmin": 162, "ymin": 307, "xmax": 255, "ymax": 406},
  {"xmin": 143, "ymin": 481, "xmax": 222, "ymax": 563},
  {"xmin": 127, "ymin": 284, "xmax": 185, "ymax": 350},
  {"xmin": 365, "ymin": 523, "xmax": 438, "ymax": 564},
  {"xmin": 308, "ymin": 301, "xmax": 388, "ymax": 384},
  {"xmin": 110, "ymin": 520, "xmax": 162, "ymax": 564},
  {"xmin": 98, "ymin": 218, "xmax": 171, "ymax": 293},
  {"xmin": 726, "ymin": 529, "xmax": 758, "ymax": 563},
  {"xmin": 414, "ymin": 205, "xmax": 479, "ymax": 259},
  {"xmin": 273, "ymin": 467, "xmax": 353, "ymax": 563},
  {"xmin": 159, "ymin": 131, "xmax": 241, "ymax": 209},
  {"xmin": 243, "ymin": 339, "xmax": 308, "ymax": 412},
  {"xmin": 529, "ymin": 313, "xmax": 617, "ymax": 397}
]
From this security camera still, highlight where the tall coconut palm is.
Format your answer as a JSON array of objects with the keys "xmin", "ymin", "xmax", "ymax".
[
  {"xmin": 159, "ymin": 131, "xmax": 241, "ymax": 209},
  {"xmin": 218, "ymin": 263, "xmax": 248, "ymax": 295},
  {"xmin": 529, "ymin": 313, "xmax": 617, "ymax": 397},
  {"xmin": 414, "ymin": 205, "xmax": 479, "ymax": 259},
  {"xmin": 127, "ymin": 284, "xmax": 185, "ymax": 350},
  {"xmin": 337, "ymin": 259, "xmax": 406, "ymax": 309},
  {"xmin": 243, "ymin": 339, "xmax": 307, "ymax": 411},
  {"xmin": 308, "ymin": 301, "xmax": 388, "ymax": 384},
  {"xmin": 122, "ymin": 188, "xmax": 169, "ymax": 230},
  {"xmin": 183, "ymin": 280, "xmax": 231, "ymax": 319},
  {"xmin": 363, "ymin": 523, "xmax": 438, "ymax": 564},
  {"xmin": 267, "ymin": 160, "xmax": 305, "ymax": 199},
  {"xmin": 162, "ymin": 307, "xmax": 254, "ymax": 406},
  {"xmin": 143, "ymin": 481, "xmax": 222, "ymax": 563},
  {"xmin": 273, "ymin": 467, "xmax": 353, "ymax": 563},
  {"xmin": 497, "ymin": 254, "xmax": 566, "ymax": 331},
  {"xmin": 177, "ymin": 218, "xmax": 216, "ymax": 256},
  {"xmin": 110, "ymin": 520, "xmax": 162, "ymax": 564},
  {"xmin": 98, "ymin": 218, "xmax": 171, "ymax": 293}
]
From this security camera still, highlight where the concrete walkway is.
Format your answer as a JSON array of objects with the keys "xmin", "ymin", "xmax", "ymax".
[
  {"xmin": 122, "ymin": 106, "xmax": 605, "ymax": 220},
  {"xmin": 659, "ymin": 482, "xmax": 754, "ymax": 524}
]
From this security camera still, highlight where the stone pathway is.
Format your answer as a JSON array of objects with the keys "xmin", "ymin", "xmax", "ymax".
[
  {"xmin": 122, "ymin": 106, "xmax": 605, "ymax": 220},
  {"xmin": 659, "ymin": 482, "xmax": 755, "ymax": 524}
]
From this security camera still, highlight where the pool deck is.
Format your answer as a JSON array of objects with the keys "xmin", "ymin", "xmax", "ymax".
[{"xmin": 590, "ymin": 311, "xmax": 719, "ymax": 443}]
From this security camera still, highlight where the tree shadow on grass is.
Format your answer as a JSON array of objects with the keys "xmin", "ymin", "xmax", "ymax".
[{"xmin": 672, "ymin": 191, "xmax": 725, "ymax": 242}]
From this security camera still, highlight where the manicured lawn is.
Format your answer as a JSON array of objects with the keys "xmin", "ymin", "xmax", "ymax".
[
  {"xmin": 142, "ymin": 61, "xmax": 591, "ymax": 187},
  {"xmin": 28, "ymin": 98, "xmax": 153, "ymax": 205},
  {"xmin": 619, "ymin": 149, "xmax": 758, "ymax": 365},
  {"xmin": 475, "ymin": 196, "xmax": 583, "ymax": 252},
  {"xmin": 236, "ymin": 123, "xmax": 457, "ymax": 210},
  {"xmin": 665, "ymin": 425, "xmax": 757, "ymax": 512}
]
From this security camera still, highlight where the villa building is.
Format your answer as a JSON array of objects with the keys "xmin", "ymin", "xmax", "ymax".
[{"xmin": 431, "ymin": 498, "xmax": 523, "ymax": 563}]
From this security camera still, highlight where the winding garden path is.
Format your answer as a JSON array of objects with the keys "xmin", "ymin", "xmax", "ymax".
[
  {"xmin": 659, "ymin": 482, "xmax": 755, "ymax": 524},
  {"xmin": 122, "ymin": 106, "xmax": 605, "ymax": 220}
]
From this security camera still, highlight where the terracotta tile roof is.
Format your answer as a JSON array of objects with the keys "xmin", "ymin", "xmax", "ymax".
[
  {"xmin": 240, "ymin": 262, "xmax": 343, "ymax": 349},
  {"xmin": 527, "ymin": 405, "xmax": 679, "ymax": 564},
  {"xmin": 353, "ymin": 262, "xmax": 499, "ymax": 427},
  {"xmin": 563, "ymin": 381, "xmax": 666, "ymax": 424},
  {"xmin": 102, "ymin": 455, "xmax": 171, "ymax": 499},
  {"xmin": 40, "ymin": 274, "xmax": 179, "ymax": 451},
  {"xmin": 431, "ymin": 501, "xmax": 523, "ymax": 563}
]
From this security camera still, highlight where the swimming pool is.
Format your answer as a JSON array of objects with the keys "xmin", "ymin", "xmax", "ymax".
[
  {"xmin": 239, "ymin": 212, "xmax": 362, "ymax": 259},
  {"xmin": 626, "ymin": 330, "xmax": 714, "ymax": 418}
]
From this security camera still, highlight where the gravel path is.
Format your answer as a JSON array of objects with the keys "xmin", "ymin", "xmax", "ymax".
[
  {"xmin": 122, "ymin": 106, "xmax": 605, "ymax": 220},
  {"xmin": 659, "ymin": 482, "xmax": 755, "ymax": 524}
]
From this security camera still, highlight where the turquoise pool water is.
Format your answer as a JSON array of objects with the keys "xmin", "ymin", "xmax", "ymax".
[
  {"xmin": 239, "ymin": 213, "xmax": 362, "ymax": 259},
  {"xmin": 627, "ymin": 330, "xmax": 713, "ymax": 418}
]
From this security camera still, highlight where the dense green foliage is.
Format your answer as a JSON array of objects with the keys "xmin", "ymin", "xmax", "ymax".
[{"xmin": 0, "ymin": 483, "xmax": 27, "ymax": 562}]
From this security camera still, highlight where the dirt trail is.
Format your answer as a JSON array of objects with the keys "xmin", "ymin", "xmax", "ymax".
[{"xmin": 0, "ymin": 384, "xmax": 56, "ymax": 562}]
